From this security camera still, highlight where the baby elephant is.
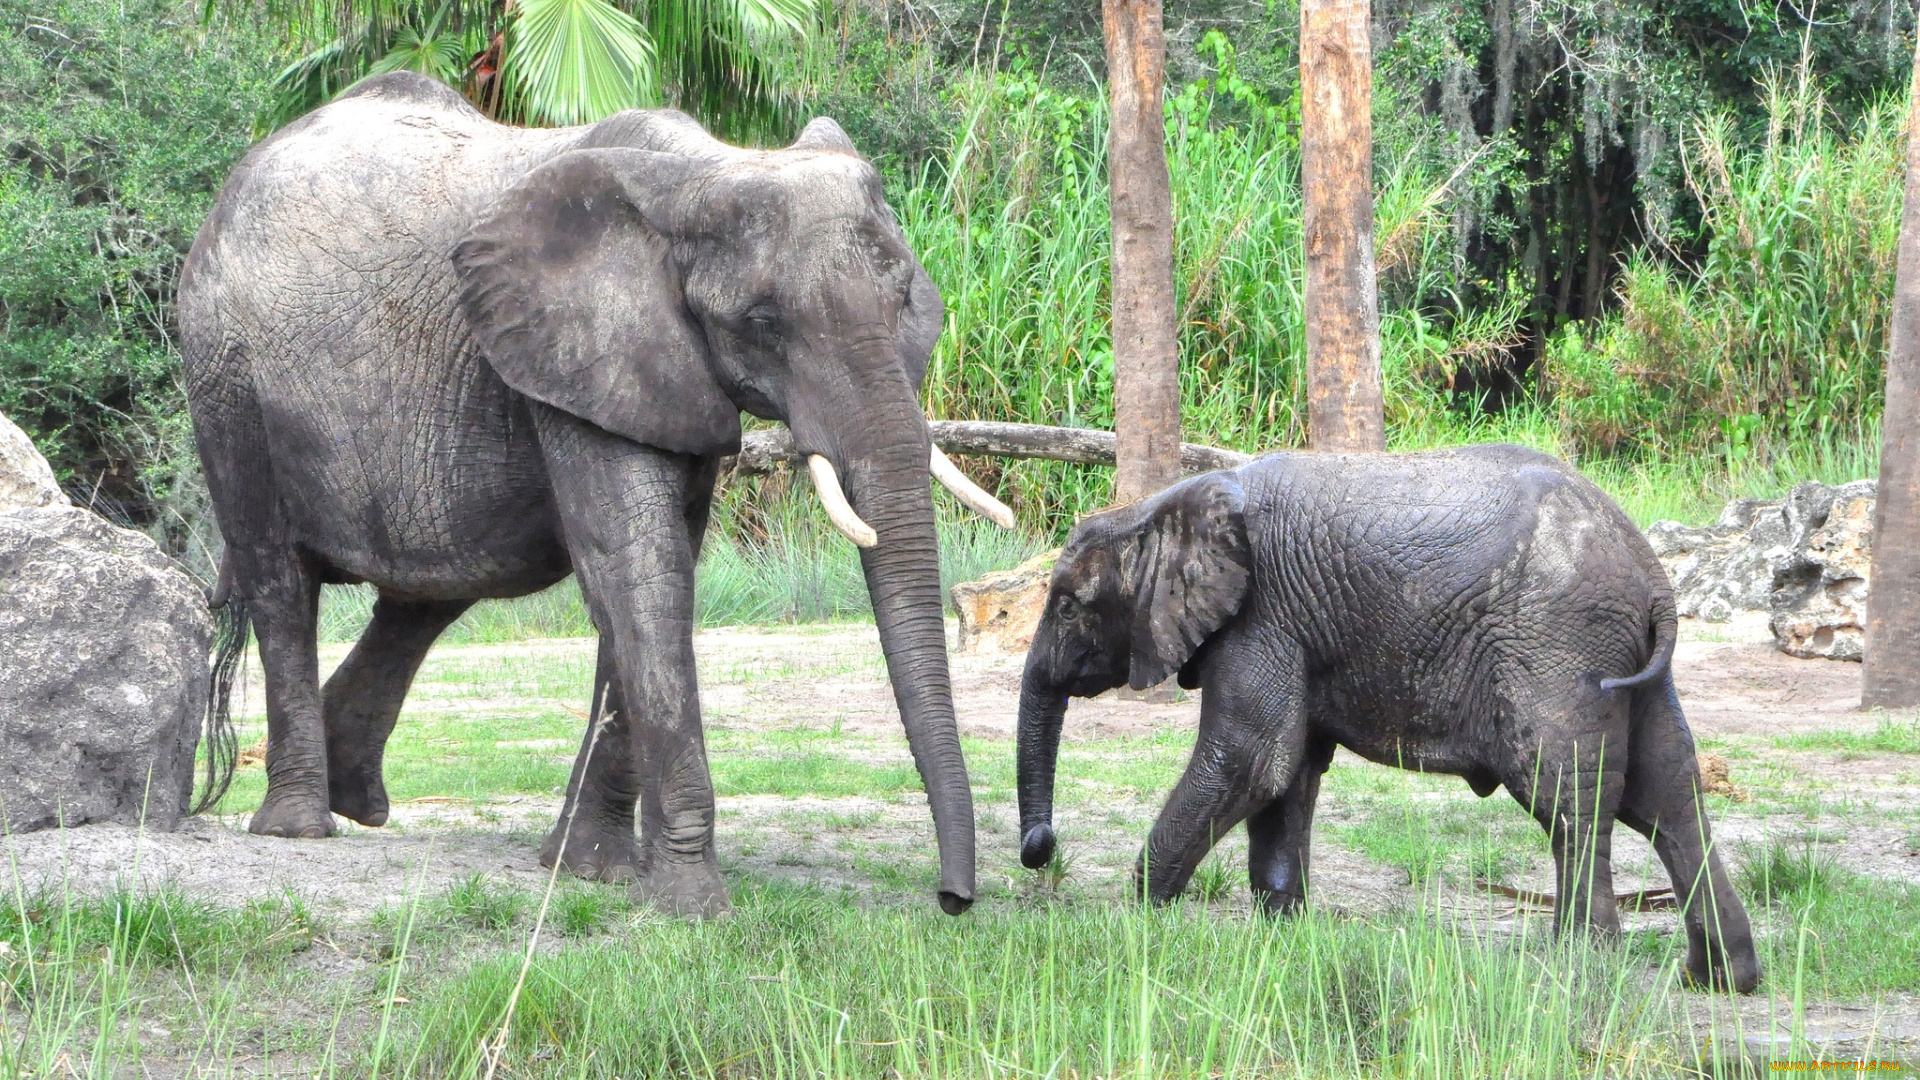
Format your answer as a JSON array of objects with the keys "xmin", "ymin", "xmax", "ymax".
[{"xmin": 1016, "ymin": 444, "xmax": 1760, "ymax": 993}]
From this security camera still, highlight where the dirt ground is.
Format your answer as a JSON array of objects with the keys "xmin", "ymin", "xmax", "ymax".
[{"xmin": 6, "ymin": 610, "xmax": 1919, "ymax": 1060}]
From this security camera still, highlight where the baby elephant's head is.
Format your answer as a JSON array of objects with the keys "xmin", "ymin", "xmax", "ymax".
[{"xmin": 1015, "ymin": 471, "xmax": 1251, "ymax": 869}]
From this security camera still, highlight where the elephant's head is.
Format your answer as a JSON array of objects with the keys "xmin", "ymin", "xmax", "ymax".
[
  {"xmin": 450, "ymin": 116, "xmax": 991, "ymax": 914},
  {"xmin": 1016, "ymin": 472, "xmax": 1251, "ymax": 870}
]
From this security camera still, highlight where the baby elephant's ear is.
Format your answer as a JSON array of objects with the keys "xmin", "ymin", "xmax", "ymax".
[
  {"xmin": 1126, "ymin": 472, "xmax": 1252, "ymax": 690},
  {"xmin": 452, "ymin": 148, "xmax": 741, "ymax": 457}
]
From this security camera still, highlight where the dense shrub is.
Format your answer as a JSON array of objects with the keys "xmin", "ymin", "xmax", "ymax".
[{"xmin": 0, "ymin": 0, "xmax": 271, "ymax": 568}]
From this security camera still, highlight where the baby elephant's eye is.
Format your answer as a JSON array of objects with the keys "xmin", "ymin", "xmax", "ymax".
[{"xmin": 743, "ymin": 304, "xmax": 778, "ymax": 327}]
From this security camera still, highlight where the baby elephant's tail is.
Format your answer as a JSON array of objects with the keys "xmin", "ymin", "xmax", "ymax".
[{"xmin": 1601, "ymin": 582, "xmax": 1677, "ymax": 691}]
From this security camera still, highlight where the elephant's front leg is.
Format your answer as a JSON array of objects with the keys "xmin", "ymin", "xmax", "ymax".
[
  {"xmin": 1137, "ymin": 630, "xmax": 1308, "ymax": 903},
  {"xmin": 1246, "ymin": 733, "xmax": 1334, "ymax": 916},
  {"xmin": 540, "ymin": 635, "xmax": 644, "ymax": 882},
  {"xmin": 542, "ymin": 458, "xmax": 720, "ymax": 885},
  {"xmin": 533, "ymin": 405, "xmax": 727, "ymax": 916}
]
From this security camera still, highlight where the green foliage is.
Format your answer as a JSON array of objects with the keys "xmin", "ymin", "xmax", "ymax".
[
  {"xmin": 1771, "ymin": 716, "xmax": 1920, "ymax": 756},
  {"xmin": 244, "ymin": 0, "xmax": 817, "ymax": 139},
  {"xmin": 0, "ymin": 0, "xmax": 269, "ymax": 554},
  {"xmin": 1738, "ymin": 839, "xmax": 1920, "ymax": 996},
  {"xmin": 0, "ymin": 885, "xmax": 314, "ymax": 982},
  {"xmin": 435, "ymin": 873, "xmax": 532, "ymax": 931},
  {"xmin": 382, "ymin": 880, "xmax": 1712, "ymax": 1079},
  {"xmin": 1549, "ymin": 84, "xmax": 1906, "ymax": 464}
]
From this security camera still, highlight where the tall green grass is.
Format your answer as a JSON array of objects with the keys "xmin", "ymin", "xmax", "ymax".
[
  {"xmin": 892, "ymin": 56, "xmax": 1891, "ymax": 534},
  {"xmin": 900, "ymin": 54, "xmax": 1501, "ymax": 531},
  {"xmin": 1548, "ymin": 80, "xmax": 1904, "ymax": 467},
  {"xmin": 369, "ymin": 879, "xmax": 1809, "ymax": 1080}
]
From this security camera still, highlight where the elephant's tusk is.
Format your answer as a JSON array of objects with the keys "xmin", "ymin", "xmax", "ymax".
[
  {"xmin": 929, "ymin": 445, "xmax": 1016, "ymax": 529},
  {"xmin": 807, "ymin": 455, "xmax": 879, "ymax": 548}
]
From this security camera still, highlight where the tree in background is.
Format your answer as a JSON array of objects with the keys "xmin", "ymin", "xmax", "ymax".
[
  {"xmin": 1105, "ymin": 0, "xmax": 1183, "ymax": 502},
  {"xmin": 1863, "ymin": 37, "xmax": 1920, "ymax": 708},
  {"xmin": 244, "ymin": 0, "xmax": 816, "ymax": 138},
  {"xmin": 1300, "ymin": 0, "xmax": 1383, "ymax": 452}
]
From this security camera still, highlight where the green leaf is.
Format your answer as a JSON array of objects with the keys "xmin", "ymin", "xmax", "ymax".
[
  {"xmin": 505, "ymin": 0, "xmax": 659, "ymax": 126},
  {"xmin": 368, "ymin": 0, "xmax": 469, "ymax": 85}
]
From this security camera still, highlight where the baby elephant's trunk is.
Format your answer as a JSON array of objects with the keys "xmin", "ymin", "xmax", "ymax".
[{"xmin": 1015, "ymin": 667, "xmax": 1069, "ymax": 869}]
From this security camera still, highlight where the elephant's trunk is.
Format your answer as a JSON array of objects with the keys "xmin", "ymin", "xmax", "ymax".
[
  {"xmin": 831, "ymin": 414, "xmax": 976, "ymax": 914},
  {"xmin": 1016, "ymin": 660, "xmax": 1069, "ymax": 870}
]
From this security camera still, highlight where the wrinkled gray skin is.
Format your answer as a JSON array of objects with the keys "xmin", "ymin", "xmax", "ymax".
[
  {"xmin": 1017, "ymin": 445, "xmax": 1760, "ymax": 992},
  {"xmin": 178, "ymin": 72, "xmax": 974, "ymax": 916}
]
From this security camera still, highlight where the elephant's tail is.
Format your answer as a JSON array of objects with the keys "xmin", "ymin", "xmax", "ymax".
[
  {"xmin": 193, "ymin": 558, "xmax": 245, "ymax": 815},
  {"xmin": 1601, "ymin": 581, "xmax": 1677, "ymax": 692}
]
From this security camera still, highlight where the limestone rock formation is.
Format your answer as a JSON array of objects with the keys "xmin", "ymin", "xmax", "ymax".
[
  {"xmin": 0, "ymin": 418, "xmax": 210, "ymax": 833},
  {"xmin": 1645, "ymin": 480, "xmax": 1875, "ymax": 661},
  {"xmin": 1769, "ymin": 483, "xmax": 1875, "ymax": 661},
  {"xmin": 951, "ymin": 549, "xmax": 1060, "ymax": 655}
]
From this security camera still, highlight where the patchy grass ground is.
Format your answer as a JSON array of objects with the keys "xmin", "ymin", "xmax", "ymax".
[{"xmin": 5, "ymin": 610, "xmax": 1919, "ymax": 1077}]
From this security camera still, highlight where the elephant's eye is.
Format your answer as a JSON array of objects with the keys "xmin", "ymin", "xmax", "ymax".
[{"xmin": 743, "ymin": 304, "xmax": 779, "ymax": 328}]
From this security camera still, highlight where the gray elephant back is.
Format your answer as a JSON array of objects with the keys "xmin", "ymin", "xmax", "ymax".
[{"xmin": 1237, "ymin": 445, "xmax": 1657, "ymax": 722}]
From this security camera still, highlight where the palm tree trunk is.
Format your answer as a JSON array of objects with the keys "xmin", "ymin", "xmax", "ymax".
[
  {"xmin": 1863, "ymin": 38, "xmax": 1920, "ymax": 708},
  {"xmin": 1301, "ymin": 0, "xmax": 1385, "ymax": 452},
  {"xmin": 1105, "ymin": 0, "xmax": 1182, "ymax": 504}
]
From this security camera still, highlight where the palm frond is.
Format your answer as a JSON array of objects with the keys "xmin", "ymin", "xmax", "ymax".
[
  {"xmin": 643, "ymin": 0, "xmax": 818, "ymax": 144},
  {"xmin": 505, "ymin": 0, "xmax": 659, "ymax": 126},
  {"xmin": 368, "ymin": 0, "xmax": 470, "ymax": 84}
]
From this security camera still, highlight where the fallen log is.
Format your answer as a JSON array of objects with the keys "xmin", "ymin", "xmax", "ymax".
[{"xmin": 726, "ymin": 421, "xmax": 1253, "ymax": 477}]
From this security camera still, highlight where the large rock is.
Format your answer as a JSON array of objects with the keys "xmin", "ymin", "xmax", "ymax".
[
  {"xmin": 1646, "ymin": 480, "xmax": 1875, "ymax": 661},
  {"xmin": 951, "ymin": 549, "xmax": 1059, "ymax": 655},
  {"xmin": 0, "ymin": 424, "xmax": 210, "ymax": 833},
  {"xmin": 0, "ymin": 412, "xmax": 63, "ymax": 512},
  {"xmin": 1769, "ymin": 483, "xmax": 1874, "ymax": 661}
]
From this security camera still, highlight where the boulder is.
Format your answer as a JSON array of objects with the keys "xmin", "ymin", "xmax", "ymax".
[
  {"xmin": 0, "ymin": 412, "xmax": 63, "ymax": 512},
  {"xmin": 0, "ymin": 422, "xmax": 210, "ymax": 834},
  {"xmin": 951, "ymin": 549, "xmax": 1059, "ymax": 655},
  {"xmin": 1646, "ymin": 480, "xmax": 1875, "ymax": 661},
  {"xmin": 1769, "ymin": 482, "xmax": 1875, "ymax": 661}
]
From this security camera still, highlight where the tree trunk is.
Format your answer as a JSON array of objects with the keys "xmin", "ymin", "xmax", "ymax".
[
  {"xmin": 1863, "ymin": 41, "xmax": 1920, "ymax": 709},
  {"xmin": 1105, "ymin": 0, "xmax": 1182, "ymax": 503},
  {"xmin": 1300, "ymin": 0, "xmax": 1385, "ymax": 452}
]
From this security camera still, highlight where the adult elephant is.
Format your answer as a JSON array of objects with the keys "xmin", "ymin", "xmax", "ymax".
[{"xmin": 179, "ymin": 71, "xmax": 995, "ymax": 916}]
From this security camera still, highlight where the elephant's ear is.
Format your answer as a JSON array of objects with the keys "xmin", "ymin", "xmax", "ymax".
[
  {"xmin": 898, "ymin": 265, "xmax": 943, "ymax": 391},
  {"xmin": 452, "ymin": 148, "xmax": 741, "ymax": 457},
  {"xmin": 1124, "ymin": 472, "xmax": 1252, "ymax": 690}
]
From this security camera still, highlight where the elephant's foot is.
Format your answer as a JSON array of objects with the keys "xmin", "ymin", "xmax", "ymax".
[
  {"xmin": 328, "ymin": 766, "xmax": 390, "ymax": 827},
  {"xmin": 248, "ymin": 790, "xmax": 335, "ymax": 838},
  {"xmin": 631, "ymin": 858, "xmax": 730, "ymax": 917},
  {"xmin": 1682, "ymin": 943, "xmax": 1763, "ymax": 995},
  {"xmin": 1253, "ymin": 888, "xmax": 1306, "ymax": 917},
  {"xmin": 539, "ymin": 817, "xmax": 641, "ymax": 883}
]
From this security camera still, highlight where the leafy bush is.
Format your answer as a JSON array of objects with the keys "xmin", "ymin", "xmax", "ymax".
[
  {"xmin": 0, "ymin": 0, "xmax": 271, "ymax": 570},
  {"xmin": 1549, "ymin": 85, "xmax": 1904, "ymax": 465}
]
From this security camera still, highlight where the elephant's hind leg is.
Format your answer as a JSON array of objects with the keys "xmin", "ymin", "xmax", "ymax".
[
  {"xmin": 1501, "ymin": 679, "xmax": 1629, "ymax": 939},
  {"xmin": 248, "ymin": 554, "xmax": 336, "ymax": 838},
  {"xmin": 1617, "ymin": 680, "xmax": 1760, "ymax": 993},
  {"xmin": 324, "ymin": 596, "xmax": 472, "ymax": 826},
  {"xmin": 540, "ymin": 635, "xmax": 643, "ymax": 883}
]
